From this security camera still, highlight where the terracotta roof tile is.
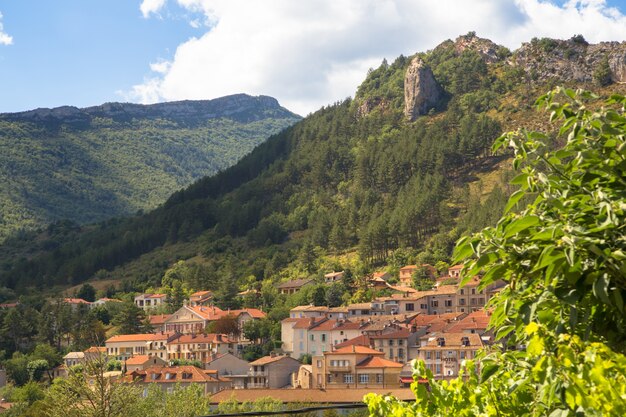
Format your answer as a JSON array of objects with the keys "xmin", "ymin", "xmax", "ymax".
[
  {"xmin": 327, "ymin": 346, "xmax": 383, "ymax": 355},
  {"xmin": 277, "ymin": 279, "xmax": 313, "ymax": 289},
  {"xmin": 249, "ymin": 355, "xmax": 298, "ymax": 366},
  {"xmin": 356, "ymin": 356, "xmax": 403, "ymax": 368},
  {"xmin": 106, "ymin": 333, "xmax": 173, "ymax": 343},
  {"xmin": 334, "ymin": 335, "xmax": 371, "ymax": 349}
]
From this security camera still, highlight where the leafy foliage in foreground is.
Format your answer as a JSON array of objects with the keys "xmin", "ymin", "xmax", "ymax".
[{"xmin": 366, "ymin": 89, "xmax": 626, "ymax": 415}]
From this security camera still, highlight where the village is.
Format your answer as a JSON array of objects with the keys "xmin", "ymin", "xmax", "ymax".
[{"xmin": 0, "ymin": 264, "xmax": 503, "ymax": 409}]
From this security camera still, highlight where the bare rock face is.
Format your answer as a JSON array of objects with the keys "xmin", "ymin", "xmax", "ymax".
[
  {"xmin": 404, "ymin": 57, "xmax": 442, "ymax": 121},
  {"xmin": 511, "ymin": 38, "xmax": 626, "ymax": 84},
  {"xmin": 453, "ymin": 33, "xmax": 501, "ymax": 63}
]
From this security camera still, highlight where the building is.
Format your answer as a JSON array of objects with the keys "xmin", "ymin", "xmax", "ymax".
[
  {"xmin": 163, "ymin": 305, "xmax": 265, "ymax": 337},
  {"xmin": 448, "ymin": 264, "xmax": 463, "ymax": 278},
  {"xmin": 121, "ymin": 365, "xmax": 230, "ymax": 395},
  {"xmin": 90, "ymin": 298, "xmax": 122, "ymax": 309},
  {"xmin": 134, "ymin": 293, "xmax": 167, "ymax": 311},
  {"xmin": 63, "ymin": 298, "xmax": 92, "ymax": 311},
  {"xmin": 205, "ymin": 353, "xmax": 250, "ymax": 389},
  {"xmin": 189, "ymin": 291, "xmax": 213, "ymax": 307},
  {"xmin": 289, "ymin": 305, "xmax": 329, "ymax": 319},
  {"xmin": 292, "ymin": 365, "xmax": 313, "ymax": 388},
  {"xmin": 324, "ymin": 271, "xmax": 344, "ymax": 284},
  {"xmin": 125, "ymin": 355, "xmax": 167, "ymax": 372},
  {"xmin": 369, "ymin": 328, "xmax": 421, "ymax": 363},
  {"xmin": 312, "ymin": 345, "xmax": 403, "ymax": 389},
  {"xmin": 148, "ymin": 314, "xmax": 171, "ymax": 333},
  {"xmin": 416, "ymin": 332, "xmax": 484, "ymax": 379},
  {"xmin": 247, "ymin": 354, "xmax": 301, "ymax": 389},
  {"xmin": 63, "ymin": 352, "xmax": 85, "ymax": 368},
  {"xmin": 277, "ymin": 279, "xmax": 314, "ymax": 295},
  {"xmin": 398, "ymin": 264, "xmax": 437, "ymax": 287},
  {"xmin": 105, "ymin": 333, "xmax": 175, "ymax": 361},
  {"xmin": 167, "ymin": 333, "xmax": 235, "ymax": 362}
]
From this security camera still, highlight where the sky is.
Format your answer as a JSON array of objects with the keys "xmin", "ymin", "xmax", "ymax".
[{"xmin": 1, "ymin": 1, "xmax": 626, "ymax": 116}]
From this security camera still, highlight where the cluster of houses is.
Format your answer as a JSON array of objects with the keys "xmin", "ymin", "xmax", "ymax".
[{"xmin": 0, "ymin": 264, "xmax": 503, "ymax": 408}]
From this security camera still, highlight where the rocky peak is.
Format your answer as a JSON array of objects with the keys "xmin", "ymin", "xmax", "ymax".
[
  {"xmin": 453, "ymin": 32, "xmax": 501, "ymax": 63},
  {"xmin": 404, "ymin": 57, "xmax": 443, "ymax": 121},
  {"xmin": 512, "ymin": 37, "xmax": 626, "ymax": 84}
]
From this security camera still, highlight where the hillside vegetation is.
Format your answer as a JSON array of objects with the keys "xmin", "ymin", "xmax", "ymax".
[
  {"xmin": 2, "ymin": 33, "xmax": 625, "ymax": 296},
  {"xmin": 0, "ymin": 94, "xmax": 300, "ymax": 242}
]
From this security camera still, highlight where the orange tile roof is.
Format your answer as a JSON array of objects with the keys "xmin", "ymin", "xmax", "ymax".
[
  {"xmin": 169, "ymin": 333, "xmax": 233, "ymax": 344},
  {"xmin": 84, "ymin": 346, "xmax": 106, "ymax": 353},
  {"xmin": 445, "ymin": 310, "xmax": 491, "ymax": 333},
  {"xmin": 311, "ymin": 320, "xmax": 362, "ymax": 332},
  {"xmin": 148, "ymin": 314, "xmax": 171, "ymax": 325},
  {"xmin": 250, "ymin": 355, "xmax": 298, "ymax": 366},
  {"xmin": 369, "ymin": 329, "xmax": 411, "ymax": 339},
  {"xmin": 334, "ymin": 335, "xmax": 371, "ymax": 349},
  {"xmin": 293, "ymin": 317, "xmax": 327, "ymax": 329},
  {"xmin": 106, "ymin": 333, "xmax": 173, "ymax": 343},
  {"xmin": 356, "ymin": 356, "xmax": 403, "ymax": 369},
  {"xmin": 328, "ymin": 346, "xmax": 383, "ymax": 355},
  {"xmin": 125, "ymin": 355, "xmax": 153, "ymax": 365},
  {"xmin": 64, "ymin": 298, "xmax": 91, "ymax": 304},
  {"xmin": 230, "ymin": 308, "xmax": 266, "ymax": 319},
  {"xmin": 422, "ymin": 332, "xmax": 484, "ymax": 349},
  {"xmin": 191, "ymin": 290, "xmax": 212, "ymax": 297},
  {"xmin": 122, "ymin": 365, "xmax": 218, "ymax": 384},
  {"xmin": 189, "ymin": 305, "xmax": 226, "ymax": 320},
  {"xmin": 449, "ymin": 264, "xmax": 464, "ymax": 270}
]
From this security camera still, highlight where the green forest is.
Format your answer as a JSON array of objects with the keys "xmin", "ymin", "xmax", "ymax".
[{"xmin": 0, "ymin": 96, "xmax": 300, "ymax": 242}]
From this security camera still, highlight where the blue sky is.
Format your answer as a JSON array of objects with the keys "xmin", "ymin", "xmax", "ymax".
[{"xmin": 1, "ymin": 1, "xmax": 626, "ymax": 115}]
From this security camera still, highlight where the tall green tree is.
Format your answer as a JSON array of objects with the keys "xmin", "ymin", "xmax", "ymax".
[{"xmin": 111, "ymin": 301, "xmax": 147, "ymax": 335}]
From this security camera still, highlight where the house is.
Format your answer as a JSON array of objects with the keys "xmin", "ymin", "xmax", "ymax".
[
  {"xmin": 167, "ymin": 333, "xmax": 235, "ymax": 362},
  {"xmin": 398, "ymin": 264, "xmax": 438, "ymax": 287},
  {"xmin": 63, "ymin": 352, "xmax": 85, "ymax": 367},
  {"xmin": 205, "ymin": 353, "xmax": 250, "ymax": 389},
  {"xmin": 121, "ymin": 365, "xmax": 230, "ymax": 395},
  {"xmin": 416, "ymin": 332, "xmax": 484, "ymax": 379},
  {"xmin": 63, "ymin": 298, "xmax": 92, "ymax": 311},
  {"xmin": 289, "ymin": 305, "xmax": 329, "ymax": 319},
  {"xmin": 148, "ymin": 314, "xmax": 171, "ymax": 333},
  {"xmin": 445, "ymin": 310, "xmax": 492, "ymax": 335},
  {"xmin": 134, "ymin": 293, "xmax": 166, "ymax": 311},
  {"xmin": 277, "ymin": 279, "xmax": 314, "ymax": 295},
  {"xmin": 189, "ymin": 291, "xmax": 213, "ymax": 307},
  {"xmin": 311, "ymin": 345, "xmax": 403, "ymax": 389},
  {"xmin": 448, "ymin": 264, "xmax": 463, "ymax": 278},
  {"xmin": 163, "ymin": 305, "xmax": 265, "ymax": 337},
  {"xmin": 307, "ymin": 319, "xmax": 364, "ymax": 355},
  {"xmin": 105, "ymin": 332, "xmax": 175, "ymax": 361},
  {"xmin": 369, "ymin": 328, "xmax": 421, "ymax": 363},
  {"xmin": 247, "ymin": 354, "xmax": 301, "ymax": 389},
  {"xmin": 83, "ymin": 346, "xmax": 107, "ymax": 362},
  {"xmin": 347, "ymin": 302, "xmax": 385, "ymax": 317},
  {"xmin": 281, "ymin": 317, "xmax": 328, "ymax": 359},
  {"xmin": 292, "ymin": 364, "xmax": 313, "ymax": 389},
  {"xmin": 125, "ymin": 355, "xmax": 167, "ymax": 372},
  {"xmin": 324, "ymin": 271, "xmax": 344, "ymax": 284},
  {"xmin": 90, "ymin": 298, "xmax": 122, "ymax": 308}
]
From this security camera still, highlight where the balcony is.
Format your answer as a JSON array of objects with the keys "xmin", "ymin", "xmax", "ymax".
[
  {"xmin": 247, "ymin": 370, "xmax": 268, "ymax": 377},
  {"xmin": 247, "ymin": 382, "xmax": 269, "ymax": 389},
  {"xmin": 327, "ymin": 365, "xmax": 352, "ymax": 372}
]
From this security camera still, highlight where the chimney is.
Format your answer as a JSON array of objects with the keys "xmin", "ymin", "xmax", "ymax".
[{"xmin": 352, "ymin": 345, "xmax": 355, "ymax": 353}]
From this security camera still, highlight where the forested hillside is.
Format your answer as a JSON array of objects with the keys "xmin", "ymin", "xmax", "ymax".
[
  {"xmin": 0, "ymin": 94, "xmax": 300, "ymax": 242},
  {"xmin": 2, "ymin": 33, "xmax": 625, "ymax": 295}
]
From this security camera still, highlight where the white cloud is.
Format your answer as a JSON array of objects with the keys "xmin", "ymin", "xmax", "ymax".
[
  {"xmin": 128, "ymin": 0, "xmax": 626, "ymax": 115},
  {"xmin": 140, "ymin": 0, "xmax": 167, "ymax": 18},
  {"xmin": 0, "ymin": 12, "xmax": 13, "ymax": 46}
]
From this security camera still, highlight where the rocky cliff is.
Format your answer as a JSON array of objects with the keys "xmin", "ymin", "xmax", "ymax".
[{"xmin": 403, "ymin": 57, "xmax": 443, "ymax": 121}]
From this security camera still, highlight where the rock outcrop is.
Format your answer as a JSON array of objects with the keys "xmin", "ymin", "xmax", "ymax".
[
  {"xmin": 404, "ymin": 57, "xmax": 442, "ymax": 121},
  {"xmin": 511, "ymin": 38, "xmax": 626, "ymax": 84}
]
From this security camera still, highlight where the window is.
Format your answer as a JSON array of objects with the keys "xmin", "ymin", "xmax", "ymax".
[
  {"xmin": 310, "ymin": 334, "xmax": 315, "ymax": 341},
  {"xmin": 426, "ymin": 352, "xmax": 431, "ymax": 359},
  {"xmin": 376, "ymin": 374, "xmax": 383, "ymax": 383},
  {"xmin": 359, "ymin": 374, "xmax": 369, "ymax": 384},
  {"xmin": 435, "ymin": 351, "xmax": 441, "ymax": 359},
  {"xmin": 420, "ymin": 304, "xmax": 428, "ymax": 309},
  {"xmin": 398, "ymin": 339, "xmax": 404, "ymax": 346},
  {"xmin": 340, "ymin": 331, "xmax": 344, "ymax": 335},
  {"xmin": 445, "ymin": 300, "xmax": 452, "ymax": 307},
  {"xmin": 460, "ymin": 289, "xmax": 465, "ymax": 295},
  {"xmin": 398, "ymin": 348, "xmax": 404, "ymax": 358},
  {"xmin": 406, "ymin": 303, "xmax": 414, "ymax": 311},
  {"xmin": 435, "ymin": 364, "xmax": 441, "ymax": 374},
  {"xmin": 388, "ymin": 339, "xmax": 394, "ymax": 346},
  {"xmin": 460, "ymin": 351, "xmax": 466, "ymax": 359},
  {"xmin": 299, "ymin": 341, "xmax": 304, "ymax": 351},
  {"xmin": 344, "ymin": 374, "xmax": 354, "ymax": 384},
  {"xmin": 459, "ymin": 298, "xmax": 466, "ymax": 306},
  {"xmin": 389, "ymin": 348, "xmax": 394, "ymax": 358},
  {"xmin": 321, "ymin": 334, "xmax": 327, "ymax": 342},
  {"xmin": 431, "ymin": 300, "xmax": 439, "ymax": 307},
  {"xmin": 316, "ymin": 360, "xmax": 322, "ymax": 368},
  {"xmin": 471, "ymin": 288, "xmax": 476, "ymax": 295}
]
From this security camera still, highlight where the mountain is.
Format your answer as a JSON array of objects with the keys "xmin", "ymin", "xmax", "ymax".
[
  {"xmin": 2, "ymin": 33, "xmax": 626, "ymax": 294},
  {"xmin": 0, "ymin": 94, "xmax": 301, "ymax": 241}
]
